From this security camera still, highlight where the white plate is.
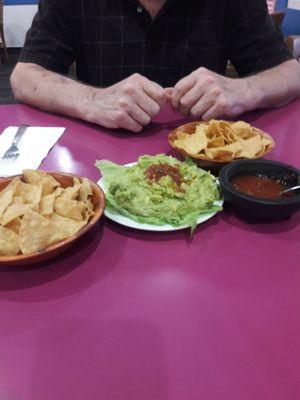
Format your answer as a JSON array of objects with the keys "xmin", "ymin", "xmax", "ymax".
[{"xmin": 97, "ymin": 162, "xmax": 223, "ymax": 232}]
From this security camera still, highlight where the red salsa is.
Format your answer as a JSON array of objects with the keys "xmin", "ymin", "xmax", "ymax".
[
  {"xmin": 231, "ymin": 174, "xmax": 294, "ymax": 200},
  {"xmin": 145, "ymin": 163, "xmax": 184, "ymax": 191}
]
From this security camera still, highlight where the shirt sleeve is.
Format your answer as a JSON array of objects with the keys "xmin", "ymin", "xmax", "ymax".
[
  {"xmin": 19, "ymin": 0, "xmax": 75, "ymax": 74},
  {"xmin": 227, "ymin": 0, "xmax": 292, "ymax": 77}
]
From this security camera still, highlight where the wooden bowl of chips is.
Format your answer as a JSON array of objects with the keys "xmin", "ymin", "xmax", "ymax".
[
  {"xmin": 0, "ymin": 170, "xmax": 105, "ymax": 266},
  {"xmin": 168, "ymin": 120, "xmax": 275, "ymax": 173}
]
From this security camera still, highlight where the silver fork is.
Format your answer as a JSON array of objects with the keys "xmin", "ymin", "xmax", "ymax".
[{"xmin": 0, "ymin": 124, "xmax": 29, "ymax": 165}]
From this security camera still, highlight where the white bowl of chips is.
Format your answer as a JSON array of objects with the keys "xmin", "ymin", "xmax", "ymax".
[
  {"xmin": 168, "ymin": 120, "xmax": 275, "ymax": 172},
  {"xmin": 0, "ymin": 170, "xmax": 105, "ymax": 266}
]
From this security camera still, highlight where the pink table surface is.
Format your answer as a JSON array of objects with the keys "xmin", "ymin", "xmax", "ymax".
[{"xmin": 0, "ymin": 102, "xmax": 299, "ymax": 400}]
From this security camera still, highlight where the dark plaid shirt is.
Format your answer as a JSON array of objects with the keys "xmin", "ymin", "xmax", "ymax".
[{"xmin": 19, "ymin": 0, "xmax": 292, "ymax": 88}]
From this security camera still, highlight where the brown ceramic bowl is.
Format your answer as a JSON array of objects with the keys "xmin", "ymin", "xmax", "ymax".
[
  {"xmin": 0, "ymin": 172, "xmax": 105, "ymax": 266},
  {"xmin": 168, "ymin": 121, "xmax": 275, "ymax": 173}
]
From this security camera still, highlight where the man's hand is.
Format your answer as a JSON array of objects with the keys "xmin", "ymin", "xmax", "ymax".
[
  {"xmin": 171, "ymin": 67, "xmax": 252, "ymax": 120},
  {"xmin": 89, "ymin": 74, "xmax": 166, "ymax": 132}
]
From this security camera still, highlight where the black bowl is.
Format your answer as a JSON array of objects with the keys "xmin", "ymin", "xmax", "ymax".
[{"xmin": 219, "ymin": 159, "xmax": 300, "ymax": 222}]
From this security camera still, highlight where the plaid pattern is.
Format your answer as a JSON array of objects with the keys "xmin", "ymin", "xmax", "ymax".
[{"xmin": 19, "ymin": 0, "xmax": 292, "ymax": 87}]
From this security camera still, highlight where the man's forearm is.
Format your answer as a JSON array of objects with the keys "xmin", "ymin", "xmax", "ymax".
[
  {"xmin": 10, "ymin": 62, "xmax": 167, "ymax": 132},
  {"xmin": 10, "ymin": 62, "xmax": 96, "ymax": 121},
  {"xmin": 244, "ymin": 60, "xmax": 300, "ymax": 111}
]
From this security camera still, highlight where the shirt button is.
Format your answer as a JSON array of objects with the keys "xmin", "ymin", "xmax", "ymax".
[{"xmin": 137, "ymin": 6, "xmax": 143, "ymax": 13}]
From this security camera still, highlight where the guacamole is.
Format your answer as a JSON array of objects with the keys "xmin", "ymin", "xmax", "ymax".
[{"xmin": 96, "ymin": 154, "xmax": 222, "ymax": 230}]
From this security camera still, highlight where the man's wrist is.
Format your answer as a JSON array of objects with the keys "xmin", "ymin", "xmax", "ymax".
[
  {"xmin": 240, "ymin": 76, "xmax": 264, "ymax": 112},
  {"xmin": 77, "ymin": 86, "xmax": 105, "ymax": 123}
]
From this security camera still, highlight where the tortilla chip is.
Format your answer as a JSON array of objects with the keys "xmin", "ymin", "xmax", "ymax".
[
  {"xmin": 260, "ymin": 134, "xmax": 273, "ymax": 153},
  {"xmin": 2, "ymin": 177, "xmax": 21, "ymax": 195},
  {"xmin": 84, "ymin": 199, "xmax": 94, "ymax": 211},
  {"xmin": 5, "ymin": 217, "xmax": 22, "ymax": 235},
  {"xmin": 23, "ymin": 169, "xmax": 60, "ymax": 195},
  {"xmin": 23, "ymin": 169, "xmax": 46, "ymax": 184},
  {"xmin": 79, "ymin": 178, "xmax": 93, "ymax": 202},
  {"xmin": 54, "ymin": 198, "xmax": 84, "ymax": 220},
  {"xmin": 49, "ymin": 213, "xmax": 87, "ymax": 237},
  {"xmin": 15, "ymin": 182, "xmax": 42, "ymax": 210},
  {"xmin": 39, "ymin": 192, "xmax": 56, "ymax": 216},
  {"xmin": 11, "ymin": 196, "xmax": 25, "ymax": 205},
  {"xmin": 19, "ymin": 209, "xmax": 69, "ymax": 254},
  {"xmin": 238, "ymin": 135, "xmax": 264, "ymax": 158},
  {"xmin": 231, "ymin": 121, "xmax": 255, "ymax": 139},
  {"xmin": 221, "ymin": 127, "xmax": 239, "ymax": 145},
  {"xmin": 59, "ymin": 184, "xmax": 82, "ymax": 200},
  {"xmin": 42, "ymin": 176, "xmax": 61, "ymax": 196},
  {"xmin": 0, "ymin": 189, "xmax": 13, "ymax": 218},
  {"xmin": 0, "ymin": 226, "xmax": 20, "ymax": 256},
  {"xmin": 83, "ymin": 207, "xmax": 95, "ymax": 220},
  {"xmin": 205, "ymin": 120, "xmax": 223, "ymax": 139},
  {"xmin": 207, "ymin": 136, "xmax": 225, "ymax": 148},
  {"xmin": 54, "ymin": 187, "xmax": 64, "ymax": 198},
  {"xmin": 0, "ymin": 203, "xmax": 30, "ymax": 226},
  {"xmin": 205, "ymin": 142, "xmax": 242, "ymax": 161},
  {"xmin": 175, "ymin": 126, "xmax": 208, "ymax": 155}
]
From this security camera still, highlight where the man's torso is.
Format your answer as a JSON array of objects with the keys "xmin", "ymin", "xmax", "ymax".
[
  {"xmin": 20, "ymin": 0, "xmax": 290, "ymax": 87},
  {"xmin": 70, "ymin": 0, "xmax": 231, "ymax": 87}
]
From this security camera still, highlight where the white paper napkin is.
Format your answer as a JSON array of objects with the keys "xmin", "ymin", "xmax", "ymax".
[{"xmin": 0, "ymin": 126, "xmax": 65, "ymax": 177}]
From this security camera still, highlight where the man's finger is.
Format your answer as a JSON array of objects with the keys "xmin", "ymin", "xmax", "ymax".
[
  {"xmin": 171, "ymin": 75, "xmax": 195, "ymax": 111},
  {"xmin": 142, "ymin": 79, "xmax": 166, "ymax": 109},
  {"xmin": 164, "ymin": 87, "xmax": 174, "ymax": 103},
  {"xmin": 200, "ymin": 103, "xmax": 222, "ymax": 121},
  {"xmin": 178, "ymin": 83, "xmax": 205, "ymax": 116},
  {"xmin": 128, "ymin": 103, "xmax": 152, "ymax": 126},
  {"xmin": 113, "ymin": 110, "xmax": 143, "ymax": 132},
  {"xmin": 189, "ymin": 95, "xmax": 216, "ymax": 119},
  {"xmin": 136, "ymin": 92, "xmax": 161, "ymax": 118}
]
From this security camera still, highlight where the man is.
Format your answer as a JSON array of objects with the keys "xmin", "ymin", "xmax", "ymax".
[{"xmin": 10, "ymin": 0, "xmax": 300, "ymax": 133}]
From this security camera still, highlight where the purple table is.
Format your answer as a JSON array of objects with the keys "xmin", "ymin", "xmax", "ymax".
[{"xmin": 0, "ymin": 102, "xmax": 299, "ymax": 400}]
